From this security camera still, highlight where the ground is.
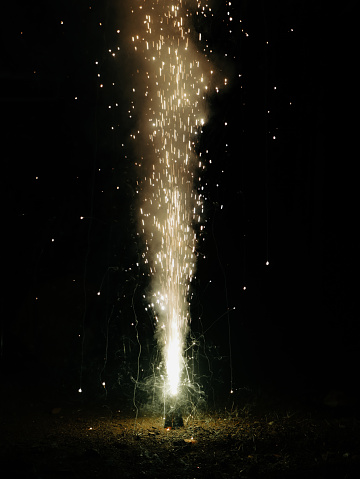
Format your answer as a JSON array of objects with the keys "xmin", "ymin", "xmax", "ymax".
[{"xmin": 1, "ymin": 389, "xmax": 359, "ymax": 478}]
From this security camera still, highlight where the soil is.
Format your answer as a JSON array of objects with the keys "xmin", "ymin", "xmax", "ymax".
[{"xmin": 1, "ymin": 391, "xmax": 360, "ymax": 479}]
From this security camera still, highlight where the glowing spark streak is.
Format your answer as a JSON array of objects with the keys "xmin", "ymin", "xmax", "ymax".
[{"xmin": 134, "ymin": 1, "xmax": 209, "ymax": 397}]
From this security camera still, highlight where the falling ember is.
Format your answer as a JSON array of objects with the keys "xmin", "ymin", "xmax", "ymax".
[{"xmin": 131, "ymin": 1, "xmax": 211, "ymax": 398}]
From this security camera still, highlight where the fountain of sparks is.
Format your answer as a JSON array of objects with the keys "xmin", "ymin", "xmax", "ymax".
[{"xmin": 131, "ymin": 0, "xmax": 211, "ymax": 402}]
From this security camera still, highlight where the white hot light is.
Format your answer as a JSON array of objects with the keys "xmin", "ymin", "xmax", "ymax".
[{"xmin": 165, "ymin": 323, "xmax": 182, "ymax": 396}]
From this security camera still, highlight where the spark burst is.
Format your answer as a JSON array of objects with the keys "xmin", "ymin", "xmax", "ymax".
[{"xmin": 131, "ymin": 0, "xmax": 211, "ymax": 398}]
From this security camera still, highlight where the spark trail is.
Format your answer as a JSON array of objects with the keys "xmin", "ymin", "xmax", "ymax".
[{"xmin": 131, "ymin": 0, "xmax": 211, "ymax": 399}]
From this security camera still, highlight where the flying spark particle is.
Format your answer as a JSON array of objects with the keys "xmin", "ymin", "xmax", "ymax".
[{"xmin": 133, "ymin": 1, "xmax": 212, "ymax": 398}]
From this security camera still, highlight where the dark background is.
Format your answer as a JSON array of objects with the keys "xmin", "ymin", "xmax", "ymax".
[{"xmin": 1, "ymin": 1, "xmax": 358, "ymax": 405}]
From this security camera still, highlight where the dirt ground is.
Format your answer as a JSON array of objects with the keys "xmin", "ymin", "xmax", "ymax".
[{"xmin": 1, "ymin": 390, "xmax": 360, "ymax": 479}]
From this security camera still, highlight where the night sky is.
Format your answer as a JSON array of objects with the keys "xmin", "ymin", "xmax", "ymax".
[{"xmin": 1, "ymin": 1, "xmax": 358, "ymax": 403}]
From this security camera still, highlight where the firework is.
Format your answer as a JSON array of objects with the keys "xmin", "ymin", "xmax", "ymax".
[{"xmin": 132, "ymin": 1, "xmax": 211, "ymax": 398}]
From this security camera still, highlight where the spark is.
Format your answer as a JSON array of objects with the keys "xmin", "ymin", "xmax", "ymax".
[{"xmin": 132, "ymin": 1, "xmax": 213, "ymax": 398}]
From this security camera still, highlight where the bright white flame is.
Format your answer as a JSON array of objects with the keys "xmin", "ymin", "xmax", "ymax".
[{"xmin": 165, "ymin": 322, "xmax": 182, "ymax": 396}]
